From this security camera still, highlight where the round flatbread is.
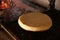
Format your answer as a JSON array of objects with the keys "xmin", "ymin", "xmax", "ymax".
[{"xmin": 18, "ymin": 12, "xmax": 52, "ymax": 32}]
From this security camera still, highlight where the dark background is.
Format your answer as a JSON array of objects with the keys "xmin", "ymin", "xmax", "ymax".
[{"xmin": 3, "ymin": 9, "xmax": 60, "ymax": 40}]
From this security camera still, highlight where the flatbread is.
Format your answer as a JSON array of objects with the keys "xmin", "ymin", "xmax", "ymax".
[{"xmin": 18, "ymin": 12, "xmax": 52, "ymax": 32}]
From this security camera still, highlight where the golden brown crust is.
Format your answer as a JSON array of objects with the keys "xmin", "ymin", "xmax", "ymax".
[{"xmin": 18, "ymin": 12, "xmax": 52, "ymax": 32}]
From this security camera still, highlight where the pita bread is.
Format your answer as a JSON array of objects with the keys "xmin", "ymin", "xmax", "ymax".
[{"xmin": 18, "ymin": 12, "xmax": 52, "ymax": 32}]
